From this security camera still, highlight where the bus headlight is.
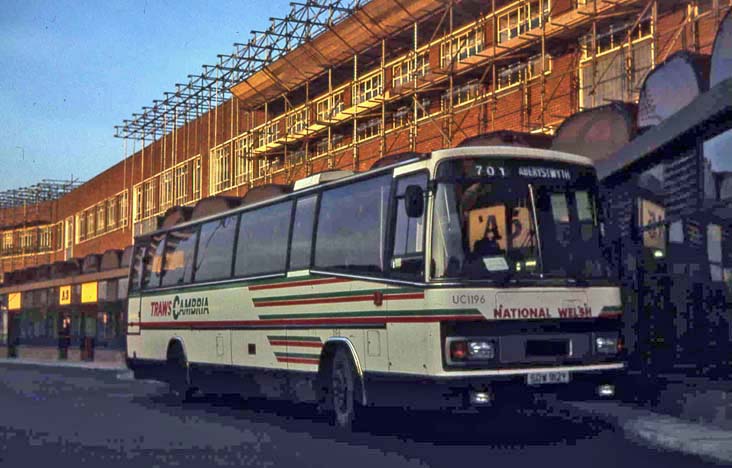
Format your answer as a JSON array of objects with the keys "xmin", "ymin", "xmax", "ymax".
[
  {"xmin": 595, "ymin": 336, "xmax": 620, "ymax": 354},
  {"xmin": 449, "ymin": 339, "xmax": 497, "ymax": 361},
  {"xmin": 468, "ymin": 340, "xmax": 496, "ymax": 359}
]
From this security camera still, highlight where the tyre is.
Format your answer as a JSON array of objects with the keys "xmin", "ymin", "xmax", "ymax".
[
  {"xmin": 166, "ymin": 342, "xmax": 195, "ymax": 404},
  {"xmin": 329, "ymin": 347, "xmax": 361, "ymax": 430}
]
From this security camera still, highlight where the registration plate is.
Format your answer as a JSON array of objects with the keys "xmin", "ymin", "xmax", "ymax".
[{"xmin": 526, "ymin": 371, "xmax": 570, "ymax": 386}]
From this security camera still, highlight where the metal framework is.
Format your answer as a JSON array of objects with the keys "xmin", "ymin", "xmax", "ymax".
[
  {"xmin": 0, "ymin": 179, "xmax": 84, "ymax": 210},
  {"xmin": 114, "ymin": 0, "xmax": 362, "ymax": 140}
]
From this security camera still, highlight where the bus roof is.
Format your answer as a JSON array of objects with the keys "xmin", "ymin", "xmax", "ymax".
[{"xmin": 431, "ymin": 146, "xmax": 595, "ymax": 168}]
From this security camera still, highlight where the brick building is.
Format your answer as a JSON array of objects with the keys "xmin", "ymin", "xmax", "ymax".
[{"xmin": 1, "ymin": 0, "xmax": 730, "ymax": 362}]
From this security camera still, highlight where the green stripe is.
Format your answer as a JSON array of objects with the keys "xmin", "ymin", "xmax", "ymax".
[
  {"xmin": 135, "ymin": 274, "xmax": 328, "ymax": 298},
  {"xmin": 267, "ymin": 335, "xmax": 322, "ymax": 342},
  {"xmin": 253, "ymin": 287, "xmax": 421, "ymax": 303},
  {"xmin": 259, "ymin": 308, "xmax": 480, "ymax": 320},
  {"xmin": 274, "ymin": 352, "xmax": 321, "ymax": 359},
  {"xmin": 601, "ymin": 305, "xmax": 622, "ymax": 311}
]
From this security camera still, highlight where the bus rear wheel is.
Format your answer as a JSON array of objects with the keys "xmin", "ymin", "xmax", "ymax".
[{"xmin": 330, "ymin": 348, "xmax": 360, "ymax": 430}]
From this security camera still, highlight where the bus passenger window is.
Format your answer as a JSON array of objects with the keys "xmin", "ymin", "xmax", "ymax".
[
  {"xmin": 315, "ymin": 174, "xmax": 392, "ymax": 274},
  {"xmin": 235, "ymin": 201, "xmax": 292, "ymax": 277},
  {"xmin": 289, "ymin": 195, "xmax": 317, "ymax": 271},
  {"xmin": 140, "ymin": 235, "xmax": 165, "ymax": 290},
  {"xmin": 195, "ymin": 215, "xmax": 238, "ymax": 282},
  {"xmin": 160, "ymin": 226, "xmax": 198, "ymax": 287},
  {"xmin": 129, "ymin": 244, "xmax": 146, "ymax": 293}
]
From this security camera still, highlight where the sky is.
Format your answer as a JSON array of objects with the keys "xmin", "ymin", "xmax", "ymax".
[{"xmin": 0, "ymin": 0, "xmax": 293, "ymax": 192}]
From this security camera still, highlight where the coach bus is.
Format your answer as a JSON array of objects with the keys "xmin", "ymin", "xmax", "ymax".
[{"xmin": 126, "ymin": 145, "xmax": 624, "ymax": 428}]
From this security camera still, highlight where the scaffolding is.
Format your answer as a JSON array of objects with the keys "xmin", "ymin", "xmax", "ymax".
[
  {"xmin": 114, "ymin": 0, "xmax": 362, "ymax": 141},
  {"xmin": 112, "ymin": 0, "xmax": 732, "ymax": 237},
  {"xmin": 0, "ymin": 179, "xmax": 83, "ymax": 210}
]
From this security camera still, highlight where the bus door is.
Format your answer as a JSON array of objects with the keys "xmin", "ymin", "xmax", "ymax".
[{"xmin": 384, "ymin": 172, "xmax": 429, "ymax": 374}]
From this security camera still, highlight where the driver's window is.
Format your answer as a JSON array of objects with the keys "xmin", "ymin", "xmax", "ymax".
[{"xmin": 391, "ymin": 173, "xmax": 428, "ymax": 279}]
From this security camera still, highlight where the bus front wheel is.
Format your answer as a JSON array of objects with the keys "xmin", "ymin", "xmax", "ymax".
[{"xmin": 330, "ymin": 348, "xmax": 360, "ymax": 430}]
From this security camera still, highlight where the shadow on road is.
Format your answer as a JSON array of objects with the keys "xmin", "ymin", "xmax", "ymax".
[{"xmin": 137, "ymin": 389, "xmax": 612, "ymax": 448}]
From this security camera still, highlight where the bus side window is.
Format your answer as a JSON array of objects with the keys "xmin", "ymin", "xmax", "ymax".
[
  {"xmin": 315, "ymin": 174, "xmax": 392, "ymax": 274},
  {"xmin": 129, "ymin": 243, "xmax": 147, "ymax": 293},
  {"xmin": 391, "ymin": 173, "xmax": 428, "ymax": 279},
  {"xmin": 289, "ymin": 195, "xmax": 317, "ymax": 271},
  {"xmin": 141, "ymin": 235, "xmax": 165, "ymax": 290},
  {"xmin": 160, "ymin": 226, "xmax": 198, "ymax": 287},
  {"xmin": 235, "ymin": 201, "xmax": 292, "ymax": 277},
  {"xmin": 195, "ymin": 215, "xmax": 238, "ymax": 283}
]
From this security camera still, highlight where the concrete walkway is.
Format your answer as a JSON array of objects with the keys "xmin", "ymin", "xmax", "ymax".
[{"xmin": 556, "ymin": 400, "xmax": 732, "ymax": 465}]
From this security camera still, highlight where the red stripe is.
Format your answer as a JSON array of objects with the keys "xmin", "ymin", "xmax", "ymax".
[
  {"xmin": 276, "ymin": 357, "xmax": 320, "ymax": 365},
  {"xmin": 254, "ymin": 292, "xmax": 424, "ymax": 308},
  {"xmin": 138, "ymin": 314, "xmax": 483, "ymax": 329},
  {"xmin": 268, "ymin": 340, "xmax": 323, "ymax": 348},
  {"xmin": 599, "ymin": 311, "xmax": 622, "ymax": 318},
  {"xmin": 249, "ymin": 277, "xmax": 350, "ymax": 291}
]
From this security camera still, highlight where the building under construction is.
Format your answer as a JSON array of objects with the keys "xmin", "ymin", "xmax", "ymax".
[{"xmin": 1, "ymin": 0, "xmax": 731, "ymax": 364}]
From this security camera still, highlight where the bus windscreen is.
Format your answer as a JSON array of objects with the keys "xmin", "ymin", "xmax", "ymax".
[{"xmin": 431, "ymin": 157, "xmax": 610, "ymax": 283}]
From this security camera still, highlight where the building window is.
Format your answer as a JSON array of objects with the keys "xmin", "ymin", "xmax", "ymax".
[
  {"xmin": 287, "ymin": 107, "xmax": 309, "ymax": 134},
  {"xmin": 442, "ymin": 81, "xmax": 484, "ymax": 109},
  {"xmin": 234, "ymin": 136, "xmax": 251, "ymax": 186},
  {"xmin": 496, "ymin": 55, "xmax": 552, "ymax": 91},
  {"xmin": 258, "ymin": 157, "xmax": 281, "ymax": 178},
  {"xmin": 107, "ymin": 198, "xmax": 116, "ymax": 229},
  {"xmin": 441, "ymin": 26, "xmax": 485, "ymax": 68},
  {"xmin": 287, "ymin": 149, "xmax": 306, "ymax": 166},
  {"xmin": 118, "ymin": 191, "xmax": 128, "ymax": 227},
  {"xmin": 2, "ymin": 231, "xmax": 13, "ymax": 253},
  {"xmin": 39, "ymin": 227, "xmax": 52, "ymax": 250},
  {"xmin": 160, "ymin": 169, "xmax": 174, "ymax": 211},
  {"xmin": 357, "ymin": 118, "xmax": 381, "ymax": 141},
  {"xmin": 316, "ymin": 90, "xmax": 345, "ymax": 122},
  {"xmin": 579, "ymin": 18, "xmax": 653, "ymax": 109},
  {"xmin": 354, "ymin": 73, "xmax": 383, "ymax": 105},
  {"xmin": 87, "ymin": 210, "xmax": 95, "ymax": 237},
  {"xmin": 192, "ymin": 158, "xmax": 202, "ymax": 200},
  {"xmin": 21, "ymin": 229, "xmax": 35, "ymax": 250},
  {"xmin": 392, "ymin": 98, "xmax": 431, "ymax": 128},
  {"xmin": 258, "ymin": 121, "xmax": 280, "ymax": 148},
  {"xmin": 133, "ymin": 186, "xmax": 143, "ymax": 222},
  {"xmin": 211, "ymin": 145, "xmax": 232, "ymax": 194},
  {"xmin": 174, "ymin": 165, "xmax": 188, "ymax": 205},
  {"xmin": 393, "ymin": 52, "xmax": 430, "ymax": 88},
  {"xmin": 497, "ymin": 1, "xmax": 550, "ymax": 44},
  {"xmin": 144, "ymin": 180, "xmax": 156, "ymax": 218},
  {"xmin": 76, "ymin": 213, "xmax": 85, "ymax": 243},
  {"xmin": 96, "ymin": 203, "xmax": 105, "ymax": 233},
  {"xmin": 581, "ymin": 17, "xmax": 652, "ymax": 60}
]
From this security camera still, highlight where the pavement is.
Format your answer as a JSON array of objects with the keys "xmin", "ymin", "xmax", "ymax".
[{"xmin": 2, "ymin": 357, "xmax": 732, "ymax": 465}]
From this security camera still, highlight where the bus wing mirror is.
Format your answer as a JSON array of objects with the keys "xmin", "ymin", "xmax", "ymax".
[{"xmin": 404, "ymin": 185, "xmax": 424, "ymax": 218}]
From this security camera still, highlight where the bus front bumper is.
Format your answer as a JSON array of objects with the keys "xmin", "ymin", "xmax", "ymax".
[{"xmin": 362, "ymin": 362, "xmax": 624, "ymax": 410}]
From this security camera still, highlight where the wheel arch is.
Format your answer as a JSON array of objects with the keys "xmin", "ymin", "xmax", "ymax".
[
  {"xmin": 166, "ymin": 336, "xmax": 188, "ymax": 362},
  {"xmin": 317, "ymin": 337, "xmax": 367, "ymax": 406}
]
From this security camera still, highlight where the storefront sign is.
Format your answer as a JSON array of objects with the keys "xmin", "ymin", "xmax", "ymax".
[
  {"xmin": 81, "ymin": 282, "xmax": 98, "ymax": 304},
  {"xmin": 59, "ymin": 285, "xmax": 72, "ymax": 305},
  {"xmin": 8, "ymin": 292, "xmax": 21, "ymax": 310}
]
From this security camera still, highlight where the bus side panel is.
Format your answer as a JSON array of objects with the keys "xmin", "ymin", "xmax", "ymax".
[{"xmin": 386, "ymin": 322, "xmax": 441, "ymax": 374}]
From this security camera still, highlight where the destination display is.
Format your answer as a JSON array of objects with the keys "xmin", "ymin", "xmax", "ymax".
[{"xmin": 438, "ymin": 157, "xmax": 591, "ymax": 182}]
